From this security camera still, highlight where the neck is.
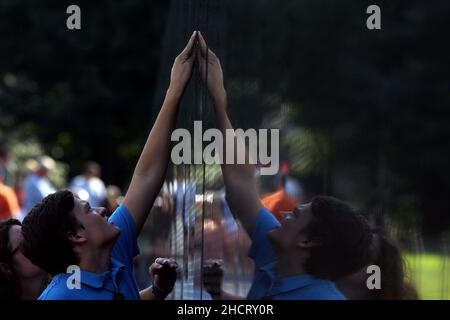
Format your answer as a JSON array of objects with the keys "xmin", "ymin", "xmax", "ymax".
[
  {"xmin": 78, "ymin": 244, "xmax": 113, "ymax": 273},
  {"xmin": 277, "ymin": 251, "xmax": 306, "ymax": 277},
  {"xmin": 20, "ymin": 273, "xmax": 48, "ymax": 300}
]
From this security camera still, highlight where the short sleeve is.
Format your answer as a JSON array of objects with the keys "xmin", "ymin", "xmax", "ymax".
[
  {"xmin": 109, "ymin": 204, "xmax": 140, "ymax": 268},
  {"xmin": 248, "ymin": 207, "xmax": 281, "ymax": 268}
]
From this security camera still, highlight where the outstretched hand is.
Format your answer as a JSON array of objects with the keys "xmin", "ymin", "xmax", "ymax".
[
  {"xmin": 169, "ymin": 31, "xmax": 198, "ymax": 95},
  {"xmin": 202, "ymin": 259, "xmax": 224, "ymax": 299}
]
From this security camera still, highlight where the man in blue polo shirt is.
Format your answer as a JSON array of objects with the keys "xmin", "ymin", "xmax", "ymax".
[
  {"xmin": 35, "ymin": 199, "xmax": 177, "ymax": 300},
  {"xmin": 19, "ymin": 31, "xmax": 200, "ymax": 300},
  {"xmin": 246, "ymin": 206, "xmax": 347, "ymax": 300},
  {"xmin": 197, "ymin": 32, "xmax": 373, "ymax": 300}
]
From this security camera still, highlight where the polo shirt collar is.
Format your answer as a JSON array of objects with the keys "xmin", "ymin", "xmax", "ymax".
[
  {"xmin": 271, "ymin": 274, "xmax": 318, "ymax": 295},
  {"xmin": 79, "ymin": 258, "xmax": 126, "ymax": 289},
  {"xmin": 259, "ymin": 261, "xmax": 319, "ymax": 295}
]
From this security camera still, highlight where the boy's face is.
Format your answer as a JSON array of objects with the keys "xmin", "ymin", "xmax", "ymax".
[
  {"xmin": 72, "ymin": 198, "xmax": 120, "ymax": 247},
  {"xmin": 267, "ymin": 203, "xmax": 315, "ymax": 254}
]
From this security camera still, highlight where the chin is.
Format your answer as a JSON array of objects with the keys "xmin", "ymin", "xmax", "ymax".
[
  {"xmin": 112, "ymin": 226, "xmax": 121, "ymax": 238},
  {"xmin": 106, "ymin": 225, "xmax": 121, "ymax": 243}
]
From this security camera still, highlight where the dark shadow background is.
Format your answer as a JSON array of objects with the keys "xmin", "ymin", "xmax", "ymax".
[{"xmin": 0, "ymin": 0, "xmax": 449, "ymax": 299}]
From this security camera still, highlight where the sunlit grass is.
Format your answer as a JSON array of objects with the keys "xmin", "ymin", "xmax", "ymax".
[{"xmin": 404, "ymin": 253, "xmax": 450, "ymax": 300}]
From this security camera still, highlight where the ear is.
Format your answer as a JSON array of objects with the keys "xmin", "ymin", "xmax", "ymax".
[{"xmin": 67, "ymin": 231, "xmax": 87, "ymax": 245}]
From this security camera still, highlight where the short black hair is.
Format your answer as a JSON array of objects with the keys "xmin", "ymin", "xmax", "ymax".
[
  {"xmin": 20, "ymin": 190, "xmax": 80, "ymax": 276},
  {"xmin": 304, "ymin": 196, "xmax": 373, "ymax": 280}
]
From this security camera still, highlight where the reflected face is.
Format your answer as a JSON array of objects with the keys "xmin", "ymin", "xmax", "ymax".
[
  {"xmin": 267, "ymin": 203, "xmax": 314, "ymax": 253},
  {"xmin": 72, "ymin": 198, "xmax": 120, "ymax": 247},
  {"xmin": 9, "ymin": 226, "xmax": 45, "ymax": 279}
]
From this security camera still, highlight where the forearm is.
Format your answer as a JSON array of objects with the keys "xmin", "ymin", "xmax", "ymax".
[
  {"xmin": 213, "ymin": 91, "xmax": 262, "ymax": 236},
  {"xmin": 125, "ymin": 86, "xmax": 182, "ymax": 233},
  {"xmin": 134, "ymin": 87, "xmax": 181, "ymax": 177},
  {"xmin": 214, "ymin": 92, "xmax": 255, "ymax": 181}
]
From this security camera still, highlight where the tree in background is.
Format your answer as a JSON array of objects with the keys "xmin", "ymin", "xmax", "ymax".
[{"xmin": 1, "ymin": 0, "xmax": 449, "ymax": 236}]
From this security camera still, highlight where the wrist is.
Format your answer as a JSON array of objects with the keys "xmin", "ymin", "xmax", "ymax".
[
  {"xmin": 166, "ymin": 83, "xmax": 184, "ymax": 101},
  {"xmin": 208, "ymin": 289, "xmax": 222, "ymax": 300},
  {"xmin": 151, "ymin": 284, "xmax": 170, "ymax": 300}
]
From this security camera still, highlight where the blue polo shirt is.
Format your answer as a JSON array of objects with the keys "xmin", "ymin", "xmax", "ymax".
[
  {"xmin": 38, "ymin": 204, "xmax": 141, "ymax": 300},
  {"xmin": 246, "ymin": 207, "xmax": 346, "ymax": 300}
]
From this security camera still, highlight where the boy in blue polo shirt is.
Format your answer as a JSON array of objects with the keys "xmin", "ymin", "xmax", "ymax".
[
  {"xmin": 19, "ymin": 31, "xmax": 200, "ymax": 300},
  {"xmin": 197, "ymin": 32, "xmax": 373, "ymax": 300}
]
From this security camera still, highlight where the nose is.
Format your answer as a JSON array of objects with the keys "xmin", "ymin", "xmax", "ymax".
[
  {"xmin": 95, "ymin": 207, "xmax": 108, "ymax": 217},
  {"xmin": 280, "ymin": 211, "xmax": 292, "ymax": 220}
]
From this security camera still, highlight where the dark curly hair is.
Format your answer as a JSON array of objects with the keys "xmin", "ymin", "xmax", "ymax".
[
  {"xmin": 369, "ymin": 228, "xmax": 418, "ymax": 299},
  {"xmin": 303, "ymin": 196, "xmax": 373, "ymax": 280},
  {"xmin": 20, "ymin": 190, "xmax": 80, "ymax": 276},
  {"xmin": 335, "ymin": 228, "xmax": 419, "ymax": 300},
  {"xmin": 0, "ymin": 219, "xmax": 22, "ymax": 300}
]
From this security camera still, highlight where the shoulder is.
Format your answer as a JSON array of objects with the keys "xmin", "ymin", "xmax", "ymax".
[
  {"xmin": 24, "ymin": 175, "xmax": 36, "ymax": 185},
  {"xmin": 72, "ymin": 175, "xmax": 84, "ymax": 182},
  {"xmin": 323, "ymin": 281, "xmax": 347, "ymax": 300},
  {"xmin": 248, "ymin": 208, "xmax": 280, "ymax": 265},
  {"xmin": 255, "ymin": 207, "xmax": 281, "ymax": 232},
  {"xmin": 3, "ymin": 185, "xmax": 16, "ymax": 198},
  {"xmin": 303, "ymin": 280, "xmax": 346, "ymax": 300},
  {"xmin": 0, "ymin": 188, "xmax": 7, "ymax": 199},
  {"xmin": 90, "ymin": 177, "xmax": 105, "ymax": 186},
  {"xmin": 109, "ymin": 204, "xmax": 133, "ymax": 225},
  {"xmin": 39, "ymin": 275, "xmax": 76, "ymax": 300}
]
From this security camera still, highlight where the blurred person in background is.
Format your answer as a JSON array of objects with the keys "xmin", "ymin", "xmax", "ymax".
[
  {"xmin": 0, "ymin": 143, "xmax": 18, "ymax": 188},
  {"xmin": 102, "ymin": 185, "xmax": 124, "ymax": 216},
  {"xmin": 0, "ymin": 219, "xmax": 48, "ymax": 300},
  {"xmin": 0, "ymin": 169, "xmax": 21, "ymax": 221},
  {"xmin": 70, "ymin": 161, "xmax": 107, "ymax": 208},
  {"xmin": 23, "ymin": 156, "xmax": 56, "ymax": 216}
]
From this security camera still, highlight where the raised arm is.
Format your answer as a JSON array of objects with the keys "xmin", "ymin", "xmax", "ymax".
[
  {"xmin": 197, "ymin": 32, "xmax": 262, "ymax": 237},
  {"xmin": 124, "ymin": 31, "xmax": 198, "ymax": 234}
]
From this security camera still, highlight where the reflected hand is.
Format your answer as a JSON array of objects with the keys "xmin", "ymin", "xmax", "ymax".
[
  {"xmin": 197, "ymin": 32, "xmax": 227, "ymax": 108},
  {"xmin": 203, "ymin": 259, "xmax": 224, "ymax": 299}
]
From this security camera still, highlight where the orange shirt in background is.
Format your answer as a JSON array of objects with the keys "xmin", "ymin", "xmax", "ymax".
[
  {"xmin": 261, "ymin": 188, "xmax": 297, "ymax": 222},
  {"xmin": 0, "ymin": 181, "xmax": 21, "ymax": 220}
]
